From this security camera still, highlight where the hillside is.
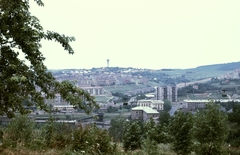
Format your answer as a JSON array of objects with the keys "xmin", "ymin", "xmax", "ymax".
[
  {"xmin": 49, "ymin": 61, "xmax": 240, "ymax": 98},
  {"xmin": 159, "ymin": 61, "xmax": 240, "ymax": 81}
]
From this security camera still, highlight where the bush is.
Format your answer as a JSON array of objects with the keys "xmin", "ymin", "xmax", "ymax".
[
  {"xmin": 41, "ymin": 118, "xmax": 73, "ymax": 149},
  {"xmin": 3, "ymin": 114, "xmax": 35, "ymax": 147},
  {"xmin": 72, "ymin": 124, "xmax": 116, "ymax": 154}
]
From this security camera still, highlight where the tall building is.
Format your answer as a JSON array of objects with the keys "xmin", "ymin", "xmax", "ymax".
[{"xmin": 155, "ymin": 85, "xmax": 178, "ymax": 102}]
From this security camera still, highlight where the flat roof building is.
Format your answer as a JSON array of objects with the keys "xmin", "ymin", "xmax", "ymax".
[
  {"xmin": 137, "ymin": 99, "xmax": 164, "ymax": 111},
  {"xmin": 131, "ymin": 106, "xmax": 159, "ymax": 121},
  {"xmin": 182, "ymin": 99, "xmax": 240, "ymax": 111}
]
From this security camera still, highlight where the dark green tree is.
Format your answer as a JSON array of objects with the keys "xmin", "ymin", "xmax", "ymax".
[
  {"xmin": 228, "ymin": 105, "xmax": 240, "ymax": 125},
  {"xmin": 0, "ymin": 0, "xmax": 99, "ymax": 117},
  {"xmin": 123, "ymin": 121, "xmax": 143, "ymax": 151},
  {"xmin": 108, "ymin": 116, "xmax": 126, "ymax": 142},
  {"xmin": 158, "ymin": 110, "xmax": 171, "ymax": 125},
  {"xmin": 154, "ymin": 123, "xmax": 171, "ymax": 144},
  {"xmin": 192, "ymin": 101, "xmax": 229, "ymax": 154},
  {"xmin": 143, "ymin": 117, "xmax": 156, "ymax": 140},
  {"xmin": 163, "ymin": 100, "xmax": 172, "ymax": 112},
  {"xmin": 228, "ymin": 105, "xmax": 240, "ymax": 147},
  {"xmin": 169, "ymin": 111, "xmax": 194, "ymax": 155}
]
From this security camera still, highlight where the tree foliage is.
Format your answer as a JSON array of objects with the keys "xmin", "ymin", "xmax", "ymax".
[
  {"xmin": 0, "ymin": 0, "xmax": 99, "ymax": 117},
  {"xmin": 169, "ymin": 111, "xmax": 194, "ymax": 155},
  {"xmin": 158, "ymin": 110, "xmax": 171, "ymax": 125},
  {"xmin": 228, "ymin": 105, "xmax": 240, "ymax": 147},
  {"xmin": 192, "ymin": 101, "xmax": 229, "ymax": 154},
  {"xmin": 163, "ymin": 100, "xmax": 172, "ymax": 112},
  {"xmin": 123, "ymin": 121, "xmax": 143, "ymax": 151},
  {"xmin": 108, "ymin": 116, "xmax": 126, "ymax": 142},
  {"xmin": 3, "ymin": 114, "xmax": 35, "ymax": 147}
]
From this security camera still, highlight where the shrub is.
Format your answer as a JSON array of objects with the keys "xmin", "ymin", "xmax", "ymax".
[
  {"xmin": 3, "ymin": 114, "xmax": 35, "ymax": 147},
  {"xmin": 72, "ymin": 124, "xmax": 116, "ymax": 154},
  {"xmin": 41, "ymin": 117, "xmax": 73, "ymax": 149}
]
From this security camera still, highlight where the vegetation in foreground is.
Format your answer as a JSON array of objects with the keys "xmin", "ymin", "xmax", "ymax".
[{"xmin": 1, "ymin": 101, "xmax": 240, "ymax": 154}]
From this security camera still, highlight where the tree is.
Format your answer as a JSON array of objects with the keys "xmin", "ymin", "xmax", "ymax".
[
  {"xmin": 158, "ymin": 110, "xmax": 171, "ymax": 125},
  {"xmin": 108, "ymin": 116, "xmax": 126, "ymax": 142},
  {"xmin": 228, "ymin": 105, "xmax": 240, "ymax": 147},
  {"xmin": 169, "ymin": 111, "xmax": 194, "ymax": 155},
  {"xmin": 143, "ymin": 117, "xmax": 156, "ymax": 141},
  {"xmin": 0, "ymin": 0, "xmax": 99, "ymax": 117},
  {"xmin": 192, "ymin": 101, "xmax": 229, "ymax": 154},
  {"xmin": 163, "ymin": 100, "xmax": 172, "ymax": 112},
  {"xmin": 123, "ymin": 121, "xmax": 143, "ymax": 151}
]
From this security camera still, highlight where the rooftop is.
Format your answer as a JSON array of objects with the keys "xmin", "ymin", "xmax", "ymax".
[
  {"xmin": 132, "ymin": 106, "xmax": 159, "ymax": 114},
  {"xmin": 183, "ymin": 99, "xmax": 240, "ymax": 103},
  {"xmin": 137, "ymin": 99, "xmax": 164, "ymax": 104}
]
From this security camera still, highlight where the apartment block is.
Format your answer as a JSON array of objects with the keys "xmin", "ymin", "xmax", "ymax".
[{"xmin": 155, "ymin": 85, "xmax": 177, "ymax": 102}]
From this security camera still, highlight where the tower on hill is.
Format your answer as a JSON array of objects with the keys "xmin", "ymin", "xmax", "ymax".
[{"xmin": 107, "ymin": 59, "xmax": 109, "ymax": 68}]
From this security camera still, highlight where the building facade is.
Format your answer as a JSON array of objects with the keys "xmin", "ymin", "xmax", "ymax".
[
  {"xmin": 137, "ymin": 99, "xmax": 164, "ymax": 111},
  {"xmin": 81, "ymin": 86, "xmax": 104, "ymax": 95},
  {"xmin": 182, "ymin": 99, "xmax": 240, "ymax": 111},
  {"xmin": 131, "ymin": 106, "xmax": 159, "ymax": 121},
  {"xmin": 155, "ymin": 86, "xmax": 178, "ymax": 102}
]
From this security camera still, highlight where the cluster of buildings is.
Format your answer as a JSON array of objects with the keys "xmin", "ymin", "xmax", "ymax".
[
  {"xmin": 131, "ymin": 99, "xmax": 164, "ymax": 121},
  {"xmin": 130, "ymin": 85, "xmax": 177, "ymax": 121},
  {"xmin": 220, "ymin": 69, "xmax": 240, "ymax": 79},
  {"xmin": 54, "ymin": 70, "xmax": 149, "ymax": 87},
  {"xmin": 42, "ymin": 85, "xmax": 177, "ymax": 121}
]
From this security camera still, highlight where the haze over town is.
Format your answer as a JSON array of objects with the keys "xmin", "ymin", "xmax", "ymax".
[{"xmin": 29, "ymin": 0, "xmax": 240, "ymax": 70}]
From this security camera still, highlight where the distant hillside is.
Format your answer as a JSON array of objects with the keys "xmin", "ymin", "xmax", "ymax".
[
  {"xmin": 195, "ymin": 61, "xmax": 240, "ymax": 71},
  {"xmin": 158, "ymin": 61, "xmax": 240, "ymax": 81},
  {"xmin": 49, "ymin": 61, "xmax": 240, "ymax": 84}
]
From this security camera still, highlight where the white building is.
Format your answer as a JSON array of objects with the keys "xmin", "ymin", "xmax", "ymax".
[
  {"xmin": 137, "ymin": 99, "xmax": 164, "ymax": 111},
  {"xmin": 182, "ymin": 99, "xmax": 240, "ymax": 111},
  {"xmin": 131, "ymin": 106, "xmax": 159, "ymax": 121}
]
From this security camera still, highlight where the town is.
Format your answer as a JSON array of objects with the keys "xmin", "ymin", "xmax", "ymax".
[{"xmin": 19, "ymin": 64, "xmax": 240, "ymax": 126}]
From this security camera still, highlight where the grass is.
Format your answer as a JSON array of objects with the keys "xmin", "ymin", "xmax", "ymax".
[
  {"xmin": 94, "ymin": 95, "xmax": 113, "ymax": 103},
  {"xmin": 0, "ymin": 143, "xmax": 176, "ymax": 155}
]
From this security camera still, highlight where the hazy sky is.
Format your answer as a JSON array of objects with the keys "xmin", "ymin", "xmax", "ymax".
[{"xmin": 29, "ymin": 0, "xmax": 240, "ymax": 70}]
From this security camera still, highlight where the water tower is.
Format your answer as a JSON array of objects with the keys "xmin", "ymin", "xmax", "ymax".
[{"xmin": 107, "ymin": 59, "xmax": 109, "ymax": 68}]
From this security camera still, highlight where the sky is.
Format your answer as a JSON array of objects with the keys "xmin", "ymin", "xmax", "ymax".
[{"xmin": 29, "ymin": 0, "xmax": 240, "ymax": 70}]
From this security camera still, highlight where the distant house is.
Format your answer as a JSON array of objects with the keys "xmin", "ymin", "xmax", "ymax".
[
  {"xmin": 131, "ymin": 106, "xmax": 159, "ymax": 121},
  {"xmin": 137, "ymin": 99, "xmax": 164, "ymax": 111}
]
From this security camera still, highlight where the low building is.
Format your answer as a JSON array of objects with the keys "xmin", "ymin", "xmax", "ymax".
[
  {"xmin": 137, "ymin": 99, "xmax": 164, "ymax": 111},
  {"xmin": 53, "ymin": 105, "xmax": 74, "ymax": 112},
  {"xmin": 182, "ymin": 99, "xmax": 240, "ymax": 111},
  {"xmin": 131, "ymin": 106, "xmax": 159, "ymax": 121}
]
